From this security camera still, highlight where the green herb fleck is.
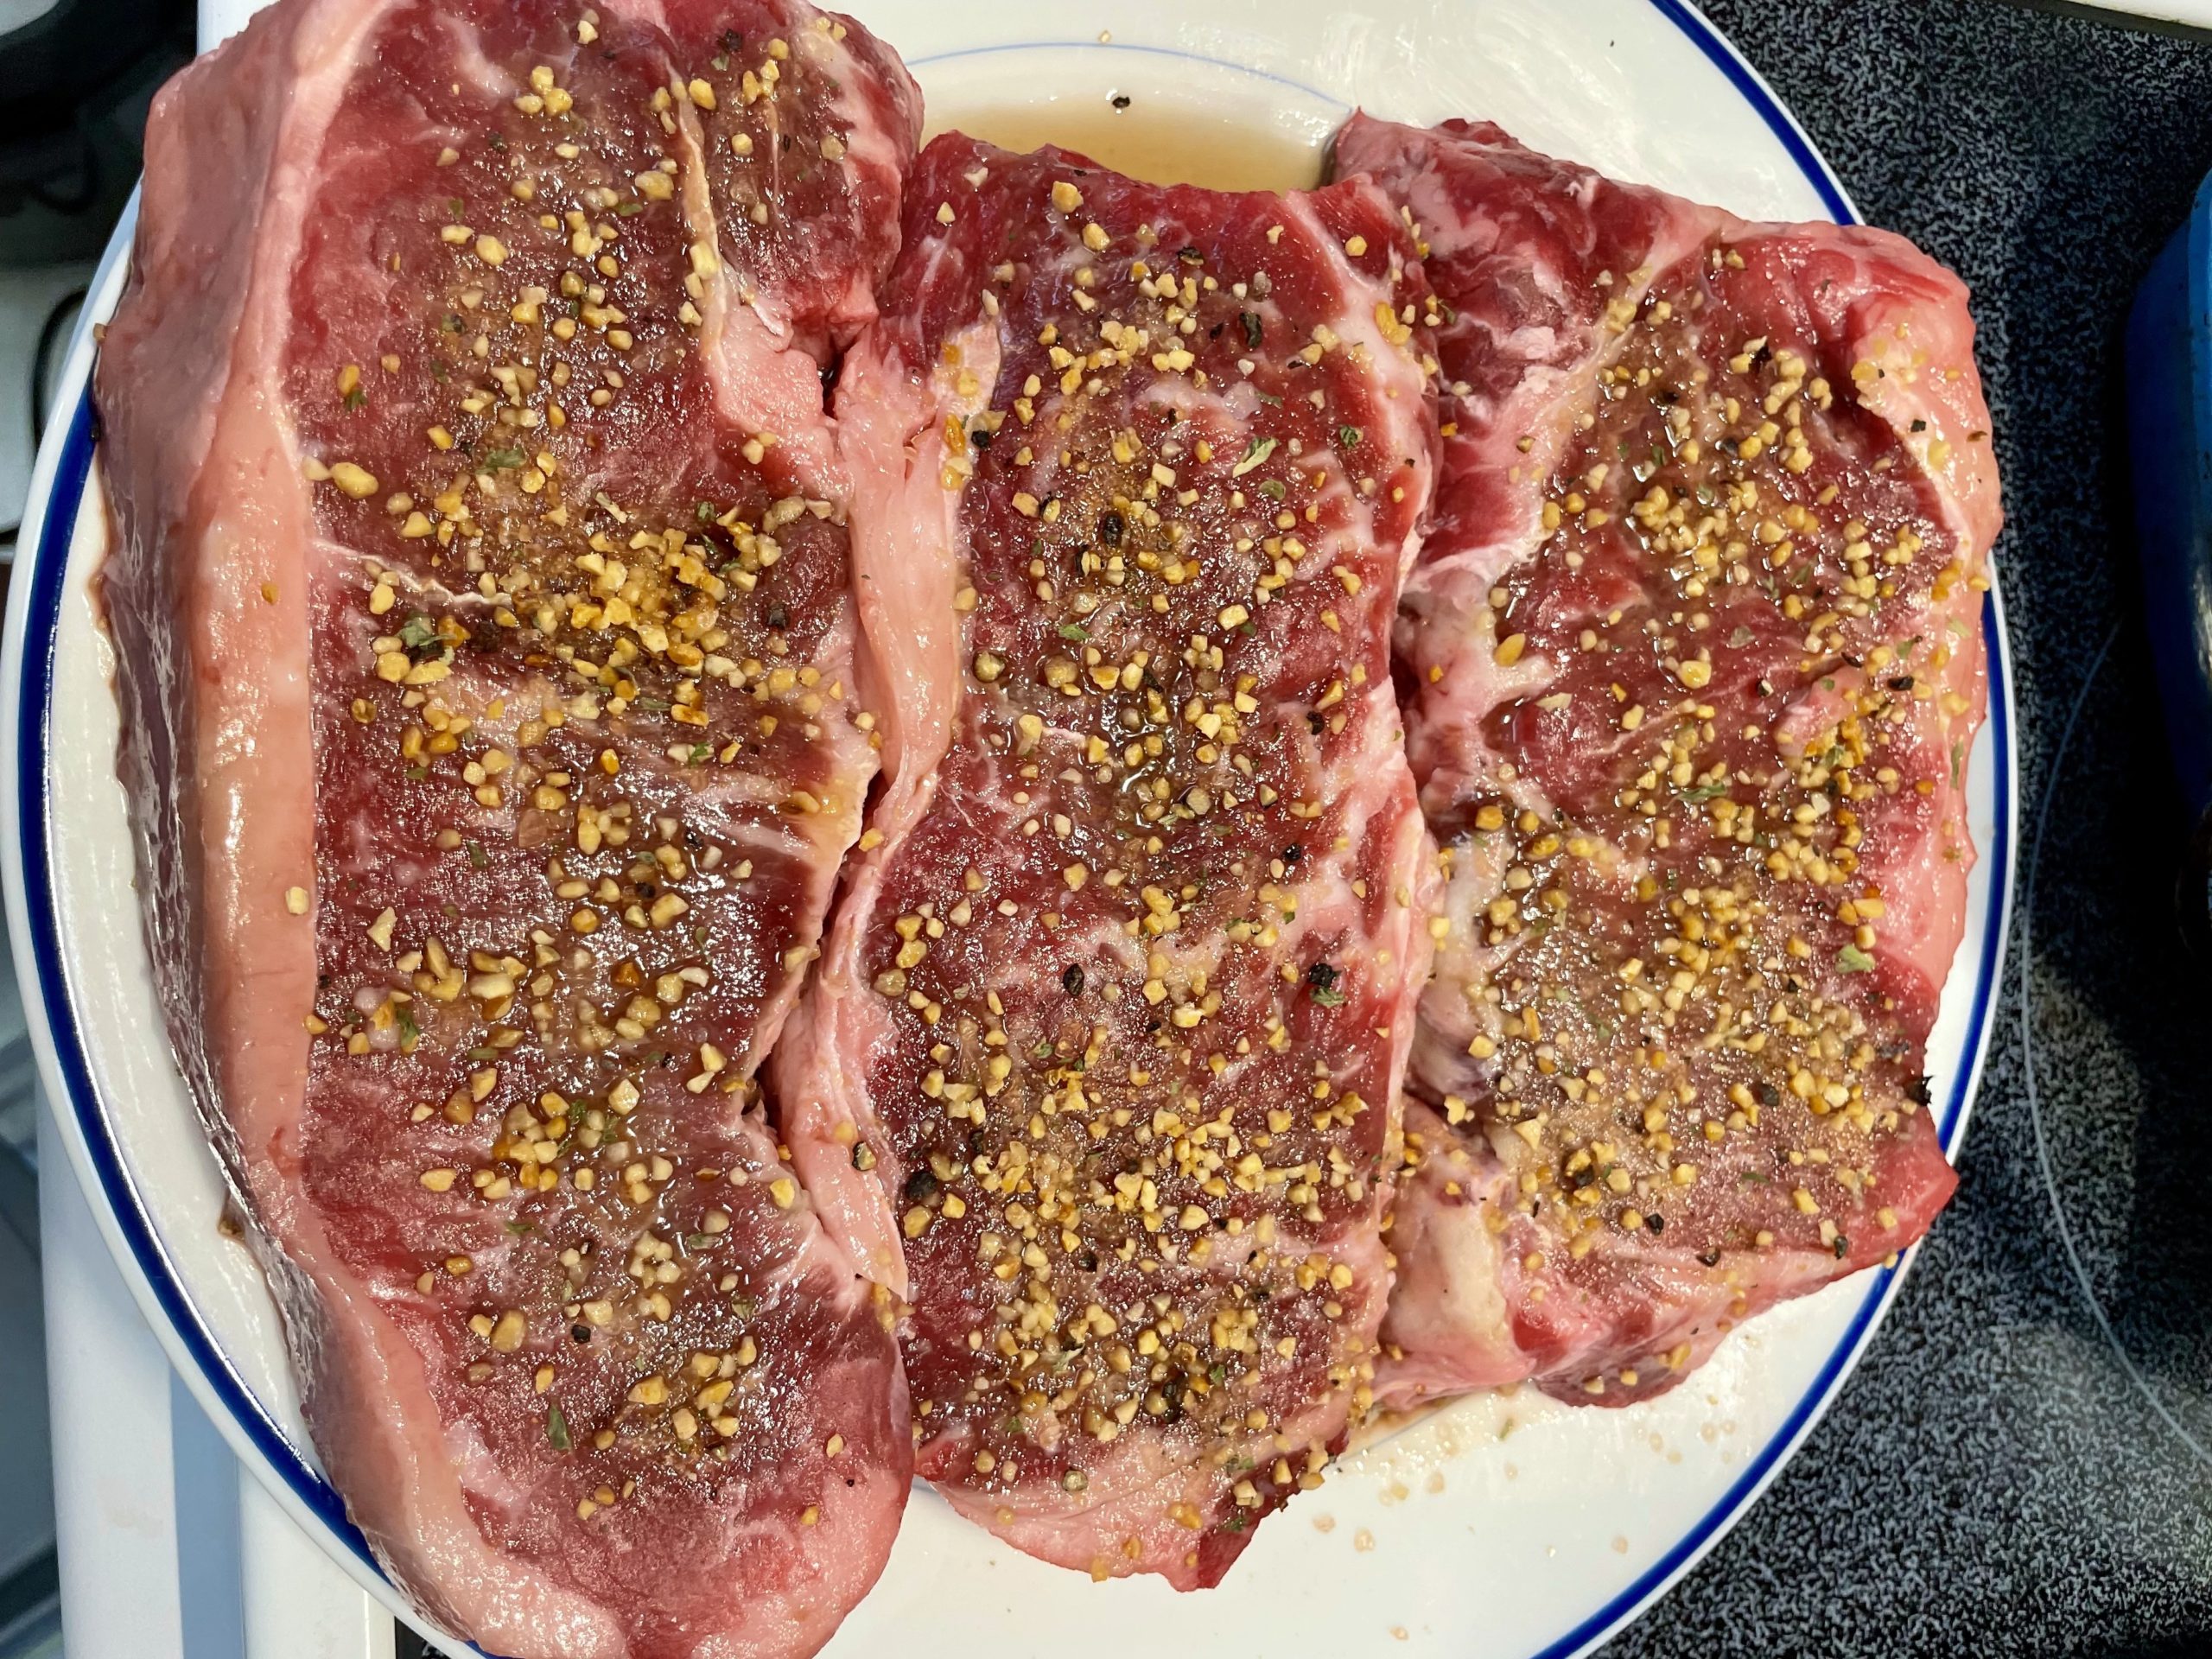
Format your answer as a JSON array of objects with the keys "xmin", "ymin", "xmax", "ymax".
[
  {"xmin": 546, "ymin": 1403, "xmax": 571, "ymax": 1451},
  {"xmin": 1233, "ymin": 436, "xmax": 1279, "ymax": 477},
  {"xmin": 1836, "ymin": 944, "xmax": 1878, "ymax": 974},
  {"xmin": 397, "ymin": 614, "xmax": 441, "ymax": 660},
  {"xmin": 1058, "ymin": 622, "xmax": 1090, "ymax": 642},
  {"xmin": 1337, "ymin": 424, "xmax": 1363, "ymax": 448}
]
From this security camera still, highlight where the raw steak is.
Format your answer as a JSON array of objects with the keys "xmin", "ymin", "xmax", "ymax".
[
  {"xmin": 95, "ymin": 1, "xmax": 919, "ymax": 1653},
  {"xmin": 1330, "ymin": 117, "xmax": 1997, "ymax": 1408},
  {"xmin": 774, "ymin": 134, "xmax": 1439, "ymax": 1584}
]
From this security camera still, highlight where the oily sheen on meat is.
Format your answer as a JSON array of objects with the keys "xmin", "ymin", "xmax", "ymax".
[
  {"xmin": 95, "ymin": 0, "xmax": 2006, "ymax": 1632},
  {"xmin": 775, "ymin": 136, "xmax": 1439, "ymax": 1586},
  {"xmin": 96, "ymin": 1, "xmax": 918, "ymax": 1654},
  {"xmin": 1331, "ymin": 116, "xmax": 1996, "ymax": 1408}
]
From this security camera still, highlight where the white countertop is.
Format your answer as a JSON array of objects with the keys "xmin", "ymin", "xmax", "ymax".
[{"xmin": 39, "ymin": 1099, "xmax": 395, "ymax": 1659}]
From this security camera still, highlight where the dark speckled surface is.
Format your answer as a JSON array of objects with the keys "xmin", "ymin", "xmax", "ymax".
[{"xmin": 1607, "ymin": 3, "xmax": 2212, "ymax": 1656}]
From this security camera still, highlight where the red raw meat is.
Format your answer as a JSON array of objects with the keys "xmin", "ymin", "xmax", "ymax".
[
  {"xmin": 95, "ymin": 1, "xmax": 920, "ymax": 1653},
  {"xmin": 1331, "ymin": 116, "xmax": 1997, "ymax": 1408},
  {"xmin": 775, "ymin": 133, "xmax": 1439, "ymax": 1585}
]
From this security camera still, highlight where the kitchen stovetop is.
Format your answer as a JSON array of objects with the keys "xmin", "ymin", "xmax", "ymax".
[{"xmin": 1601, "ymin": 2, "xmax": 2212, "ymax": 1655}]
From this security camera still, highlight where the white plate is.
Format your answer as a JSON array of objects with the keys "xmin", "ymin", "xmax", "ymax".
[
  {"xmin": 2072, "ymin": 2, "xmax": 2212, "ymax": 28},
  {"xmin": 0, "ymin": 3, "xmax": 2018, "ymax": 1656}
]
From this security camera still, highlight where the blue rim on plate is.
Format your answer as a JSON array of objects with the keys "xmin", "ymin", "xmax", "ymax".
[{"xmin": 1, "ymin": 5, "xmax": 2018, "ymax": 1655}]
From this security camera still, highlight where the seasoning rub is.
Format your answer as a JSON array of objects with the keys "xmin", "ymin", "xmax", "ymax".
[
  {"xmin": 779, "ymin": 134, "xmax": 1440, "ymax": 1586},
  {"xmin": 97, "ymin": 2, "xmax": 922, "ymax": 1654},
  {"xmin": 1334, "ymin": 115, "xmax": 1997, "ymax": 1412}
]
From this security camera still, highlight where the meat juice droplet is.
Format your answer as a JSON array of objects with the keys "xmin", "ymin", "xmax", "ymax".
[{"xmin": 925, "ymin": 95, "xmax": 1323, "ymax": 192}]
